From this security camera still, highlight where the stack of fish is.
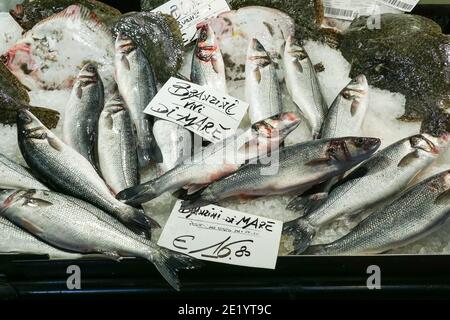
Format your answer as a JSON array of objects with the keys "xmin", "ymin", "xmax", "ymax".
[{"xmin": 0, "ymin": 2, "xmax": 449, "ymax": 291}]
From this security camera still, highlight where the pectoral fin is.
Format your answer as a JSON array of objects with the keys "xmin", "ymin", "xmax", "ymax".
[
  {"xmin": 20, "ymin": 217, "xmax": 44, "ymax": 235},
  {"xmin": 305, "ymin": 158, "xmax": 330, "ymax": 166},
  {"xmin": 121, "ymin": 55, "xmax": 130, "ymax": 70},
  {"xmin": 398, "ymin": 151, "xmax": 419, "ymax": 167},
  {"xmin": 253, "ymin": 67, "xmax": 262, "ymax": 83},
  {"xmin": 47, "ymin": 136, "xmax": 63, "ymax": 152}
]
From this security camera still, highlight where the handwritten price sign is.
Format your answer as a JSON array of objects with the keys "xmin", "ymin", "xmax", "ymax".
[
  {"xmin": 158, "ymin": 201, "xmax": 282, "ymax": 269},
  {"xmin": 144, "ymin": 77, "xmax": 249, "ymax": 142}
]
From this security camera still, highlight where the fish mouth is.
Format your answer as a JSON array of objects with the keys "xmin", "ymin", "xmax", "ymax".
[{"xmin": 17, "ymin": 109, "xmax": 33, "ymax": 125}]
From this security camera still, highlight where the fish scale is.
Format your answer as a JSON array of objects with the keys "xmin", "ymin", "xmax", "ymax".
[{"xmin": 0, "ymin": 152, "xmax": 48, "ymax": 190}]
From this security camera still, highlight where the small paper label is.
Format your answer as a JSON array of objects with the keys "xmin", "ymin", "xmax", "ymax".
[
  {"xmin": 151, "ymin": 0, "xmax": 231, "ymax": 44},
  {"xmin": 158, "ymin": 201, "xmax": 283, "ymax": 269},
  {"xmin": 144, "ymin": 77, "xmax": 249, "ymax": 143},
  {"xmin": 377, "ymin": 0, "xmax": 419, "ymax": 12},
  {"xmin": 324, "ymin": 0, "xmax": 403, "ymax": 21}
]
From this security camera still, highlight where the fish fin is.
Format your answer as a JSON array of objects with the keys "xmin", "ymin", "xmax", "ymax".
[
  {"xmin": 180, "ymin": 190, "xmax": 212, "ymax": 209},
  {"xmin": 151, "ymin": 249, "xmax": 202, "ymax": 291},
  {"xmin": 149, "ymin": 138, "xmax": 164, "ymax": 164},
  {"xmin": 76, "ymin": 85, "xmax": 83, "ymax": 99},
  {"xmin": 24, "ymin": 197, "xmax": 53, "ymax": 208},
  {"xmin": 253, "ymin": 67, "xmax": 262, "ymax": 83},
  {"xmin": 303, "ymin": 244, "xmax": 326, "ymax": 255},
  {"xmin": 293, "ymin": 59, "xmax": 303, "ymax": 73},
  {"xmin": 350, "ymin": 100, "xmax": 359, "ymax": 116},
  {"xmin": 19, "ymin": 217, "xmax": 44, "ymax": 236},
  {"xmin": 304, "ymin": 158, "xmax": 330, "ymax": 166},
  {"xmin": 47, "ymin": 136, "xmax": 64, "ymax": 152},
  {"xmin": 101, "ymin": 252, "xmax": 123, "ymax": 262},
  {"xmin": 116, "ymin": 181, "xmax": 160, "ymax": 206},
  {"xmin": 398, "ymin": 150, "xmax": 420, "ymax": 167},
  {"xmin": 123, "ymin": 209, "xmax": 160, "ymax": 239},
  {"xmin": 121, "ymin": 55, "xmax": 130, "ymax": 71},
  {"xmin": 282, "ymin": 219, "xmax": 316, "ymax": 255},
  {"xmin": 186, "ymin": 184, "xmax": 208, "ymax": 196},
  {"xmin": 286, "ymin": 192, "xmax": 328, "ymax": 213},
  {"xmin": 28, "ymin": 106, "xmax": 60, "ymax": 129},
  {"xmin": 435, "ymin": 190, "xmax": 450, "ymax": 205},
  {"xmin": 211, "ymin": 56, "xmax": 220, "ymax": 74}
]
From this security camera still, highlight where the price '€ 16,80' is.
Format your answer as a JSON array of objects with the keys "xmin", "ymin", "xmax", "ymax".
[{"xmin": 158, "ymin": 201, "xmax": 283, "ymax": 269}]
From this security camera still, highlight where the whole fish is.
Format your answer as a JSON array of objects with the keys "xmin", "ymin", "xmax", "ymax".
[
  {"xmin": 181, "ymin": 137, "xmax": 381, "ymax": 209},
  {"xmin": 283, "ymin": 133, "xmax": 449, "ymax": 254},
  {"xmin": 5, "ymin": 5, "xmax": 115, "ymax": 94},
  {"xmin": 0, "ymin": 152, "xmax": 48, "ymax": 190},
  {"xmin": 305, "ymin": 169, "xmax": 450, "ymax": 255},
  {"xmin": 63, "ymin": 63, "xmax": 104, "ymax": 166},
  {"xmin": 191, "ymin": 23, "xmax": 227, "ymax": 93},
  {"xmin": 0, "ymin": 189, "xmax": 198, "ymax": 290},
  {"xmin": 17, "ymin": 109, "xmax": 155, "ymax": 237},
  {"xmin": 245, "ymin": 38, "xmax": 283, "ymax": 125},
  {"xmin": 98, "ymin": 95, "xmax": 139, "ymax": 194},
  {"xmin": 153, "ymin": 119, "xmax": 192, "ymax": 176},
  {"xmin": 0, "ymin": 213, "xmax": 81, "ymax": 259},
  {"xmin": 117, "ymin": 112, "xmax": 301, "ymax": 206},
  {"xmin": 320, "ymin": 75, "xmax": 369, "ymax": 139},
  {"xmin": 283, "ymin": 36, "xmax": 328, "ymax": 138},
  {"xmin": 288, "ymin": 75, "xmax": 370, "ymax": 209},
  {"xmin": 114, "ymin": 33, "xmax": 162, "ymax": 168}
]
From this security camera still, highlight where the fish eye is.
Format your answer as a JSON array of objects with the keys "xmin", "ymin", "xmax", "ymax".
[
  {"xmin": 327, "ymin": 147, "xmax": 337, "ymax": 154},
  {"xmin": 342, "ymin": 90, "xmax": 351, "ymax": 99},
  {"xmin": 354, "ymin": 138, "xmax": 365, "ymax": 146}
]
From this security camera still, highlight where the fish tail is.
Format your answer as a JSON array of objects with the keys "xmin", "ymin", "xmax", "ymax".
[
  {"xmin": 282, "ymin": 219, "xmax": 316, "ymax": 255},
  {"xmin": 116, "ymin": 181, "xmax": 161, "ymax": 205},
  {"xmin": 151, "ymin": 249, "xmax": 202, "ymax": 291},
  {"xmin": 122, "ymin": 208, "xmax": 159, "ymax": 239},
  {"xmin": 179, "ymin": 189, "xmax": 213, "ymax": 209},
  {"xmin": 286, "ymin": 192, "xmax": 328, "ymax": 213}
]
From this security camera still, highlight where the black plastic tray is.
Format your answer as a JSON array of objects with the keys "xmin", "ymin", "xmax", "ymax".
[{"xmin": 1, "ymin": 1, "xmax": 449, "ymax": 300}]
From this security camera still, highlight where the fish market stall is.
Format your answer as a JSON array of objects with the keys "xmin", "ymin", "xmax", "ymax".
[{"xmin": 0, "ymin": 0, "xmax": 449, "ymax": 299}]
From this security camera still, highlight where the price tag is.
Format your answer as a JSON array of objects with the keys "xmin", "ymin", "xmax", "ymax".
[
  {"xmin": 158, "ymin": 201, "xmax": 283, "ymax": 269},
  {"xmin": 324, "ymin": 0, "xmax": 402, "ymax": 21},
  {"xmin": 377, "ymin": 0, "xmax": 419, "ymax": 12},
  {"xmin": 144, "ymin": 77, "xmax": 249, "ymax": 143},
  {"xmin": 151, "ymin": 0, "xmax": 231, "ymax": 45}
]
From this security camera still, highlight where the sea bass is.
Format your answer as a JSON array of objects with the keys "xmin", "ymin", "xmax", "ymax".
[
  {"xmin": 320, "ymin": 75, "xmax": 369, "ymax": 139},
  {"xmin": 305, "ymin": 169, "xmax": 450, "ymax": 255},
  {"xmin": 283, "ymin": 36, "xmax": 328, "ymax": 138},
  {"xmin": 246, "ymin": 38, "xmax": 283, "ymax": 125},
  {"xmin": 4, "ymin": 5, "xmax": 115, "ymax": 94},
  {"xmin": 0, "ymin": 152, "xmax": 48, "ymax": 190},
  {"xmin": 0, "ymin": 213, "xmax": 81, "ymax": 259},
  {"xmin": 181, "ymin": 137, "xmax": 381, "ymax": 208},
  {"xmin": 63, "ymin": 63, "xmax": 104, "ymax": 166},
  {"xmin": 283, "ymin": 133, "xmax": 449, "ymax": 255},
  {"xmin": 191, "ymin": 23, "xmax": 227, "ymax": 93},
  {"xmin": 98, "ymin": 94, "xmax": 139, "ymax": 194},
  {"xmin": 115, "ymin": 33, "xmax": 161, "ymax": 168},
  {"xmin": 17, "ymin": 109, "xmax": 155, "ymax": 237},
  {"xmin": 117, "ymin": 113, "xmax": 301, "ymax": 206},
  {"xmin": 0, "ymin": 189, "xmax": 198, "ymax": 290}
]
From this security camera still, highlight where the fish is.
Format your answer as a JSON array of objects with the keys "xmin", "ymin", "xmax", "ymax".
[
  {"xmin": 98, "ymin": 94, "xmax": 139, "ymax": 194},
  {"xmin": 17, "ymin": 109, "xmax": 156, "ymax": 237},
  {"xmin": 0, "ymin": 213, "xmax": 82, "ymax": 259},
  {"xmin": 245, "ymin": 38, "xmax": 283, "ymax": 125},
  {"xmin": 320, "ymin": 75, "xmax": 369, "ymax": 139},
  {"xmin": 117, "ymin": 112, "xmax": 301, "ymax": 206},
  {"xmin": 283, "ymin": 35, "xmax": 328, "ymax": 139},
  {"xmin": 153, "ymin": 119, "xmax": 192, "ymax": 176},
  {"xmin": 4, "ymin": 5, "xmax": 115, "ymax": 94},
  {"xmin": 9, "ymin": 0, "xmax": 121, "ymax": 31},
  {"xmin": 181, "ymin": 137, "xmax": 381, "ymax": 209},
  {"xmin": 191, "ymin": 23, "xmax": 227, "ymax": 93},
  {"xmin": 0, "ymin": 189, "xmax": 199, "ymax": 290},
  {"xmin": 0, "ymin": 152, "xmax": 48, "ymax": 190},
  {"xmin": 62, "ymin": 63, "xmax": 104, "ymax": 166},
  {"xmin": 304, "ymin": 169, "xmax": 450, "ymax": 255},
  {"xmin": 115, "ymin": 33, "xmax": 162, "ymax": 168},
  {"xmin": 283, "ymin": 133, "xmax": 449, "ymax": 255},
  {"xmin": 207, "ymin": 6, "xmax": 296, "ymax": 80}
]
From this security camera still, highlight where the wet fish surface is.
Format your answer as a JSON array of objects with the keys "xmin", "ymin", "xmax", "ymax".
[{"xmin": 0, "ymin": 152, "xmax": 48, "ymax": 190}]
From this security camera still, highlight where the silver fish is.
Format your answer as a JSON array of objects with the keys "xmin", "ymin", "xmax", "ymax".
[
  {"xmin": 283, "ymin": 36, "xmax": 328, "ymax": 138},
  {"xmin": 320, "ymin": 75, "xmax": 369, "ymax": 139},
  {"xmin": 63, "ymin": 63, "xmax": 104, "ymax": 165},
  {"xmin": 0, "ymin": 152, "xmax": 48, "ymax": 190},
  {"xmin": 245, "ymin": 38, "xmax": 283, "ymax": 124},
  {"xmin": 191, "ymin": 23, "xmax": 227, "ymax": 93},
  {"xmin": 283, "ymin": 133, "xmax": 449, "ymax": 254},
  {"xmin": 153, "ymin": 119, "xmax": 192, "ymax": 176},
  {"xmin": 0, "ymin": 213, "xmax": 81, "ymax": 259},
  {"xmin": 181, "ymin": 137, "xmax": 381, "ymax": 208},
  {"xmin": 115, "ymin": 33, "xmax": 162, "ymax": 168},
  {"xmin": 17, "ymin": 109, "xmax": 155, "ymax": 237},
  {"xmin": 117, "ymin": 112, "xmax": 301, "ymax": 206},
  {"xmin": 305, "ymin": 169, "xmax": 450, "ymax": 255},
  {"xmin": 0, "ymin": 189, "xmax": 198, "ymax": 290},
  {"xmin": 98, "ymin": 95, "xmax": 139, "ymax": 194}
]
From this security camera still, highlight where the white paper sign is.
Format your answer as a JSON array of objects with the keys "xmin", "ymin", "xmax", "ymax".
[
  {"xmin": 324, "ymin": 0, "xmax": 402, "ymax": 21},
  {"xmin": 377, "ymin": 0, "xmax": 419, "ymax": 12},
  {"xmin": 151, "ymin": 0, "xmax": 231, "ymax": 45},
  {"xmin": 144, "ymin": 77, "xmax": 249, "ymax": 143},
  {"xmin": 158, "ymin": 201, "xmax": 283, "ymax": 269}
]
